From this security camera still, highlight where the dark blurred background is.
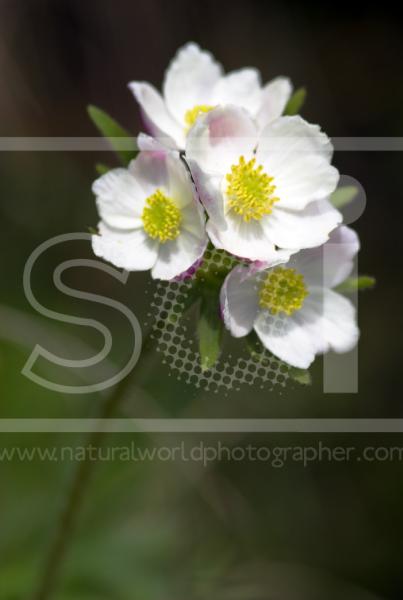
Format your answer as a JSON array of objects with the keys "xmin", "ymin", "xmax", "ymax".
[{"xmin": 1, "ymin": 1, "xmax": 403, "ymax": 599}]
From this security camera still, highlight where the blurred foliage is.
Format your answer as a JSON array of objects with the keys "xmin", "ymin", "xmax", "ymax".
[
  {"xmin": 336, "ymin": 276, "xmax": 376, "ymax": 293},
  {"xmin": 1, "ymin": 0, "xmax": 403, "ymax": 598},
  {"xmin": 284, "ymin": 87, "xmax": 307, "ymax": 116},
  {"xmin": 330, "ymin": 186, "xmax": 359, "ymax": 209},
  {"xmin": 87, "ymin": 105, "xmax": 138, "ymax": 166}
]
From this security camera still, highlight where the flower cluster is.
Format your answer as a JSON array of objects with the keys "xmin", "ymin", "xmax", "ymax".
[{"xmin": 91, "ymin": 42, "xmax": 365, "ymax": 370}]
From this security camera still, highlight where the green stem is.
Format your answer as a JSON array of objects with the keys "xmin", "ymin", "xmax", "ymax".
[{"xmin": 31, "ymin": 337, "xmax": 153, "ymax": 600}]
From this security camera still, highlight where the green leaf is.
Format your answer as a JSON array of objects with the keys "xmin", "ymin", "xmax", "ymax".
[
  {"xmin": 284, "ymin": 87, "xmax": 307, "ymax": 116},
  {"xmin": 330, "ymin": 185, "xmax": 359, "ymax": 209},
  {"xmin": 87, "ymin": 105, "xmax": 138, "ymax": 166},
  {"xmin": 289, "ymin": 367, "xmax": 312, "ymax": 386},
  {"xmin": 245, "ymin": 330, "xmax": 265, "ymax": 359},
  {"xmin": 197, "ymin": 294, "xmax": 223, "ymax": 371},
  {"xmin": 336, "ymin": 276, "xmax": 376, "ymax": 293},
  {"xmin": 95, "ymin": 163, "xmax": 111, "ymax": 176}
]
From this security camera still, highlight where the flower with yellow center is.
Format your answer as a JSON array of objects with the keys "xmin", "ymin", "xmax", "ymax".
[
  {"xmin": 129, "ymin": 42, "xmax": 293, "ymax": 149},
  {"xmin": 258, "ymin": 267, "xmax": 308, "ymax": 316},
  {"xmin": 184, "ymin": 105, "xmax": 215, "ymax": 133},
  {"xmin": 142, "ymin": 189, "xmax": 182, "ymax": 243},
  {"xmin": 186, "ymin": 105, "xmax": 341, "ymax": 264},
  {"xmin": 220, "ymin": 226, "xmax": 360, "ymax": 369},
  {"xmin": 91, "ymin": 141, "xmax": 207, "ymax": 280},
  {"xmin": 226, "ymin": 156, "xmax": 279, "ymax": 222}
]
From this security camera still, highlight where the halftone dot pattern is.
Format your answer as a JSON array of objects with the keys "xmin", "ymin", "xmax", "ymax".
[{"xmin": 146, "ymin": 248, "xmax": 290, "ymax": 393}]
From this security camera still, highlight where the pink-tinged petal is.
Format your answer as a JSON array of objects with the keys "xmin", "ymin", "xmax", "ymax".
[
  {"xmin": 128, "ymin": 81, "xmax": 184, "ymax": 148},
  {"xmin": 128, "ymin": 149, "xmax": 169, "ymax": 199},
  {"xmin": 186, "ymin": 105, "xmax": 258, "ymax": 176},
  {"xmin": 163, "ymin": 42, "xmax": 222, "ymax": 125},
  {"xmin": 129, "ymin": 144, "xmax": 197, "ymax": 211},
  {"xmin": 173, "ymin": 256, "xmax": 204, "ymax": 281}
]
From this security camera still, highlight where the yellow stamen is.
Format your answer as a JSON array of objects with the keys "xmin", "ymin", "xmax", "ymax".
[
  {"xmin": 226, "ymin": 156, "xmax": 279, "ymax": 222},
  {"xmin": 142, "ymin": 189, "xmax": 181, "ymax": 243},
  {"xmin": 184, "ymin": 104, "xmax": 215, "ymax": 132},
  {"xmin": 259, "ymin": 267, "xmax": 308, "ymax": 316}
]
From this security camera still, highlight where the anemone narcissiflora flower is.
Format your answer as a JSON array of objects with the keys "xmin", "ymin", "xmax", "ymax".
[
  {"xmin": 92, "ymin": 135, "xmax": 207, "ymax": 280},
  {"xmin": 186, "ymin": 105, "xmax": 341, "ymax": 264},
  {"xmin": 129, "ymin": 42, "xmax": 293, "ymax": 149},
  {"xmin": 220, "ymin": 226, "xmax": 360, "ymax": 369}
]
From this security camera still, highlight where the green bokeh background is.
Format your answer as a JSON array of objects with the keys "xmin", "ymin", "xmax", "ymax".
[{"xmin": 1, "ymin": 1, "xmax": 403, "ymax": 598}]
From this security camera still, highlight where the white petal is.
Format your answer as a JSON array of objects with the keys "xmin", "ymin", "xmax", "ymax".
[
  {"xmin": 128, "ymin": 81, "xmax": 184, "ymax": 148},
  {"xmin": 212, "ymin": 68, "xmax": 262, "ymax": 115},
  {"xmin": 256, "ymin": 77, "xmax": 293, "ymax": 127},
  {"xmin": 137, "ymin": 132, "xmax": 171, "ymax": 153},
  {"xmin": 257, "ymin": 114, "xmax": 334, "ymax": 163},
  {"xmin": 186, "ymin": 105, "xmax": 258, "ymax": 176},
  {"xmin": 163, "ymin": 42, "xmax": 222, "ymax": 125},
  {"xmin": 181, "ymin": 200, "xmax": 206, "ymax": 238},
  {"xmin": 256, "ymin": 116, "xmax": 338, "ymax": 210},
  {"xmin": 93, "ymin": 168, "xmax": 144, "ymax": 229},
  {"xmin": 128, "ymin": 150, "xmax": 169, "ymax": 199},
  {"xmin": 92, "ymin": 222, "xmax": 158, "ymax": 271},
  {"xmin": 253, "ymin": 275, "xmax": 359, "ymax": 369},
  {"xmin": 262, "ymin": 198, "xmax": 342, "ymax": 250},
  {"xmin": 165, "ymin": 152, "xmax": 196, "ymax": 209},
  {"xmin": 151, "ymin": 229, "xmax": 208, "ymax": 281},
  {"xmin": 130, "ymin": 146, "xmax": 196, "ymax": 210},
  {"xmin": 288, "ymin": 287, "xmax": 359, "ymax": 356},
  {"xmin": 313, "ymin": 287, "xmax": 359, "ymax": 353},
  {"xmin": 206, "ymin": 212, "xmax": 294, "ymax": 263},
  {"xmin": 270, "ymin": 155, "xmax": 339, "ymax": 211},
  {"xmin": 322, "ymin": 225, "xmax": 360, "ymax": 288},
  {"xmin": 254, "ymin": 309, "xmax": 317, "ymax": 369},
  {"xmin": 187, "ymin": 161, "xmax": 227, "ymax": 229},
  {"xmin": 220, "ymin": 265, "xmax": 260, "ymax": 337},
  {"xmin": 290, "ymin": 225, "xmax": 360, "ymax": 288}
]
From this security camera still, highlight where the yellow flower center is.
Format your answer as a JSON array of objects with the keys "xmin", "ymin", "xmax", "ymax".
[
  {"xmin": 184, "ymin": 104, "xmax": 215, "ymax": 132},
  {"xmin": 226, "ymin": 156, "xmax": 279, "ymax": 222},
  {"xmin": 259, "ymin": 267, "xmax": 308, "ymax": 316},
  {"xmin": 142, "ymin": 189, "xmax": 182, "ymax": 243}
]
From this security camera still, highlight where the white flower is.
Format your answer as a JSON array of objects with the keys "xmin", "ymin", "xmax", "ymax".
[
  {"xmin": 129, "ymin": 42, "xmax": 292, "ymax": 149},
  {"xmin": 186, "ymin": 105, "xmax": 341, "ymax": 263},
  {"xmin": 220, "ymin": 226, "xmax": 360, "ymax": 369},
  {"xmin": 91, "ymin": 135, "xmax": 207, "ymax": 280}
]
